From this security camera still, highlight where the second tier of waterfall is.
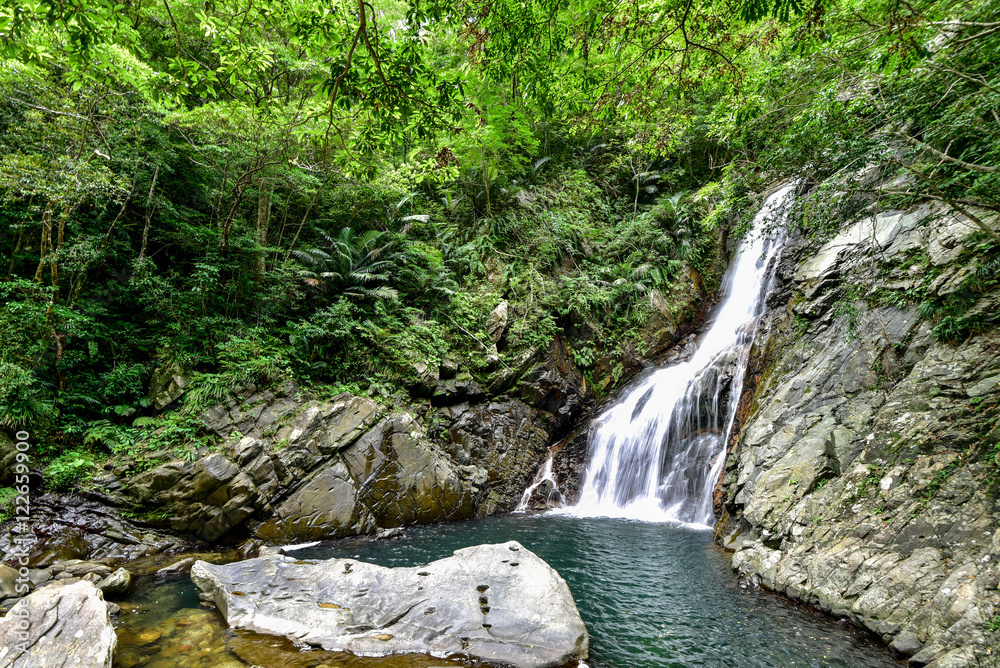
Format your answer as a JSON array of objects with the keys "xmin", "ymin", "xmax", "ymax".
[{"xmin": 566, "ymin": 185, "xmax": 795, "ymax": 528}]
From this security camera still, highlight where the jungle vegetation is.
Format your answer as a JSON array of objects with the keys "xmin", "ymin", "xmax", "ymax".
[{"xmin": 0, "ymin": 0, "xmax": 997, "ymax": 473}]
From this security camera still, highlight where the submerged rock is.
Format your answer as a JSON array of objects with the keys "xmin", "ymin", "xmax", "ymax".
[
  {"xmin": 96, "ymin": 567, "xmax": 132, "ymax": 596},
  {"xmin": 191, "ymin": 540, "xmax": 589, "ymax": 668},
  {"xmin": 0, "ymin": 580, "xmax": 117, "ymax": 667}
]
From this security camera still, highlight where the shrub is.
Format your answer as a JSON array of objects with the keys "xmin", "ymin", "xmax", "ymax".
[{"xmin": 44, "ymin": 451, "xmax": 95, "ymax": 490}]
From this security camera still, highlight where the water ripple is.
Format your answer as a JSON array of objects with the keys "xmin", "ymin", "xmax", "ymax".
[{"xmin": 301, "ymin": 515, "xmax": 899, "ymax": 668}]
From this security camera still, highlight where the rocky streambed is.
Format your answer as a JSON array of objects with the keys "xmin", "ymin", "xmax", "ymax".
[{"xmin": 10, "ymin": 515, "xmax": 895, "ymax": 668}]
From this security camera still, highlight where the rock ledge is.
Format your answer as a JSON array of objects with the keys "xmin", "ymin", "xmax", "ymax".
[{"xmin": 191, "ymin": 540, "xmax": 588, "ymax": 668}]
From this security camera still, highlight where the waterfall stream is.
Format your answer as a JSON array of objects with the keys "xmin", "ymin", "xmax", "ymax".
[
  {"xmin": 567, "ymin": 185, "xmax": 795, "ymax": 527},
  {"xmin": 514, "ymin": 450, "xmax": 564, "ymax": 512}
]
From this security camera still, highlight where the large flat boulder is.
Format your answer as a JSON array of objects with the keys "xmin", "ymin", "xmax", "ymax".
[
  {"xmin": 0, "ymin": 580, "xmax": 116, "ymax": 667},
  {"xmin": 191, "ymin": 540, "xmax": 588, "ymax": 668}
]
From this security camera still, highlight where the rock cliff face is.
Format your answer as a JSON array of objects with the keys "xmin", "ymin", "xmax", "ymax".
[
  {"xmin": 716, "ymin": 198, "xmax": 1000, "ymax": 666},
  {"xmin": 86, "ymin": 333, "xmax": 668, "ymax": 546},
  {"xmin": 119, "ymin": 390, "xmax": 487, "ymax": 543}
]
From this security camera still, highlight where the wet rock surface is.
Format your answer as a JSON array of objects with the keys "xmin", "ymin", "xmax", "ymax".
[
  {"xmin": 0, "ymin": 493, "xmax": 191, "ymax": 571},
  {"xmin": 191, "ymin": 540, "xmax": 589, "ymax": 668},
  {"xmin": 717, "ymin": 200, "xmax": 1000, "ymax": 666},
  {"xmin": 436, "ymin": 397, "xmax": 554, "ymax": 515},
  {"xmin": 0, "ymin": 580, "xmax": 117, "ymax": 667}
]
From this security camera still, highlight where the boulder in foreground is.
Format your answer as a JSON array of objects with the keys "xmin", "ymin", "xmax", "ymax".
[
  {"xmin": 0, "ymin": 580, "xmax": 117, "ymax": 668},
  {"xmin": 191, "ymin": 540, "xmax": 588, "ymax": 668}
]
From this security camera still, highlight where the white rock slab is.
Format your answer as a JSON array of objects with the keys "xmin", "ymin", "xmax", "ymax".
[
  {"xmin": 192, "ymin": 540, "xmax": 588, "ymax": 668},
  {"xmin": 0, "ymin": 580, "xmax": 116, "ymax": 668}
]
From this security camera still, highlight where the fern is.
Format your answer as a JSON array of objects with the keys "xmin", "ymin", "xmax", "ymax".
[
  {"xmin": 83, "ymin": 420, "xmax": 135, "ymax": 451},
  {"xmin": 292, "ymin": 227, "xmax": 404, "ymax": 301}
]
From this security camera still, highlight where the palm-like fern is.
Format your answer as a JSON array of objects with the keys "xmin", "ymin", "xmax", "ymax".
[
  {"xmin": 401, "ymin": 262, "xmax": 458, "ymax": 312},
  {"xmin": 611, "ymin": 251, "xmax": 674, "ymax": 295},
  {"xmin": 292, "ymin": 227, "xmax": 401, "ymax": 300}
]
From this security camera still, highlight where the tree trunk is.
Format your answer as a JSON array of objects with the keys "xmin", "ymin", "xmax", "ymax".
[
  {"xmin": 5, "ymin": 225, "xmax": 27, "ymax": 282},
  {"xmin": 256, "ymin": 178, "xmax": 273, "ymax": 282},
  {"xmin": 220, "ymin": 181, "xmax": 250, "ymax": 253},
  {"xmin": 483, "ymin": 143, "xmax": 491, "ymax": 217},
  {"xmin": 138, "ymin": 165, "xmax": 159, "ymax": 264},
  {"xmin": 33, "ymin": 199, "xmax": 56, "ymax": 283},
  {"xmin": 282, "ymin": 172, "xmax": 332, "ymax": 266},
  {"xmin": 633, "ymin": 177, "xmax": 640, "ymax": 223}
]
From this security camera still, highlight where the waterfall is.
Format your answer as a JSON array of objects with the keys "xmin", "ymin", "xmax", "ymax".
[
  {"xmin": 568, "ymin": 185, "xmax": 794, "ymax": 528},
  {"xmin": 515, "ymin": 450, "xmax": 565, "ymax": 512}
]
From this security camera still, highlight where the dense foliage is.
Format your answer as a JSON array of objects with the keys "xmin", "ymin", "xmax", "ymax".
[{"xmin": 1, "ymin": 0, "xmax": 997, "ymax": 477}]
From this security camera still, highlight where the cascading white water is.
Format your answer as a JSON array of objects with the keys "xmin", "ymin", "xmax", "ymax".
[
  {"xmin": 568, "ymin": 185, "xmax": 795, "ymax": 528},
  {"xmin": 514, "ymin": 451, "xmax": 562, "ymax": 512}
]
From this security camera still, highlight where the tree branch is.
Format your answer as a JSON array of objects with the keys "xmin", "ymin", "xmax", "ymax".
[
  {"xmin": 860, "ymin": 188, "xmax": 1000, "ymax": 212},
  {"xmin": 952, "ymin": 25, "xmax": 1000, "ymax": 45},
  {"xmin": 898, "ymin": 164, "xmax": 1000, "ymax": 244},
  {"xmin": 896, "ymin": 131, "xmax": 997, "ymax": 173},
  {"xmin": 926, "ymin": 64, "xmax": 999, "ymax": 95}
]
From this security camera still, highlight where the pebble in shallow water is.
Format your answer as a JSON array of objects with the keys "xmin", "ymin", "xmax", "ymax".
[
  {"xmin": 116, "ymin": 588, "xmax": 482, "ymax": 668},
  {"xmin": 116, "ymin": 606, "xmax": 244, "ymax": 668}
]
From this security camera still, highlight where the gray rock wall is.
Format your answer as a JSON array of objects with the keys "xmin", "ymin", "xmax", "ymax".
[
  {"xmin": 110, "ymin": 334, "xmax": 629, "ymax": 543},
  {"xmin": 717, "ymin": 200, "xmax": 1000, "ymax": 667},
  {"xmin": 118, "ymin": 392, "xmax": 488, "ymax": 543}
]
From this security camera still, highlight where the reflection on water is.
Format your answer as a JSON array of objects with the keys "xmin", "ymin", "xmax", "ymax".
[{"xmin": 115, "ymin": 515, "xmax": 899, "ymax": 668}]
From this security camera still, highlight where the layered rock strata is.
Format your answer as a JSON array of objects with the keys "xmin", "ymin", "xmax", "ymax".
[{"xmin": 717, "ymin": 199, "xmax": 1000, "ymax": 666}]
